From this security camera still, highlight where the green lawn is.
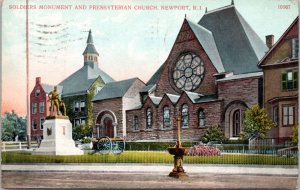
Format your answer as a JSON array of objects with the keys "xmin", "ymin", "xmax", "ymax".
[{"xmin": 1, "ymin": 151, "xmax": 298, "ymax": 165}]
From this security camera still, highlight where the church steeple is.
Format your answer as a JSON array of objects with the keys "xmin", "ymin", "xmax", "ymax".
[{"xmin": 83, "ymin": 29, "xmax": 99, "ymax": 68}]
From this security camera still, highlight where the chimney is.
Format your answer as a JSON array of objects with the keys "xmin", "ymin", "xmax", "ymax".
[
  {"xmin": 266, "ymin": 35, "xmax": 274, "ymax": 49},
  {"xmin": 36, "ymin": 77, "xmax": 41, "ymax": 84}
]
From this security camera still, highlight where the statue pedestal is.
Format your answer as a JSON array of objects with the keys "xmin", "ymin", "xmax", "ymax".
[{"xmin": 33, "ymin": 117, "xmax": 83, "ymax": 155}]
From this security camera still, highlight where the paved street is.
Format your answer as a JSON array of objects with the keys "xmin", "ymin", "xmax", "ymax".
[
  {"xmin": 2, "ymin": 171, "xmax": 297, "ymax": 189},
  {"xmin": 1, "ymin": 164, "xmax": 298, "ymax": 189}
]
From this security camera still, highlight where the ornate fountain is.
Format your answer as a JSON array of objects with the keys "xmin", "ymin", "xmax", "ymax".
[{"xmin": 168, "ymin": 115, "xmax": 189, "ymax": 178}]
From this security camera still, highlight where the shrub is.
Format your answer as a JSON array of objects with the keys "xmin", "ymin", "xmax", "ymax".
[
  {"xmin": 187, "ymin": 145, "xmax": 221, "ymax": 156},
  {"xmin": 83, "ymin": 137, "xmax": 92, "ymax": 144},
  {"xmin": 201, "ymin": 125, "xmax": 225, "ymax": 143}
]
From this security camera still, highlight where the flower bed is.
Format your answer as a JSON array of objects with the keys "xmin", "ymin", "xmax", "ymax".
[{"xmin": 187, "ymin": 145, "xmax": 221, "ymax": 156}]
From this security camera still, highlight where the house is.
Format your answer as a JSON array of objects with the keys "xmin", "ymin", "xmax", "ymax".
[
  {"xmin": 258, "ymin": 17, "xmax": 298, "ymax": 144},
  {"xmin": 30, "ymin": 77, "xmax": 62, "ymax": 140},
  {"xmin": 58, "ymin": 30, "xmax": 115, "ymax": 128},
  {"xmin": 125, "ymin": 2, "xmax": 268, "ymax": 141}
]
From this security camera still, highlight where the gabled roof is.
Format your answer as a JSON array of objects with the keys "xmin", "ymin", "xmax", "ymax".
[
  {"xmin": 186, "ymin": 18, "xmax": 224, "ymax": 73},
  {"xmin": 92, "ymin": 78, "xmax": 138, "ymax": 101},
  {"xmin": 258, "ymin": 17, "xmax": 299, "ymax": 67},
  {"xmin": 146, "ymin": 63, "xmax": 164, "ymax": 85},
  {"xmin": 165, "ymin": 93, "xmax": 180, "ymax": 104},
  {"xmin": 181, "ymin": 91, "xmax": 218, "ymax": 103},
  {"xmin": 41, "ymin": 84, "xmax": 63, "ymax": 94},
  {"xmin": 184, "ymin": 91, "xmax": 204, "ymax": 103},
  {"xmin": 59, "ymin": 64, "xmax": 114, "ymax": 97},
  {"xmin": 149, "ymin": 96, "xmax": 162, "ymax": 105},
  {"xmin": 198, "ymin": 5, "xmax": 268, "ymax": 74}
]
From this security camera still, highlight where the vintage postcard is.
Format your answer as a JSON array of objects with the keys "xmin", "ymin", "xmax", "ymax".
[{"xmin": 1, "ymin": 0, "xmax": 299, "ymax": 189}]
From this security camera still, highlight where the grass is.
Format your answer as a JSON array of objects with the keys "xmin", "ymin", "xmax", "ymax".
[{"xmin": 1, "ymin": 151, "xmax": 298, "ymax": 165}]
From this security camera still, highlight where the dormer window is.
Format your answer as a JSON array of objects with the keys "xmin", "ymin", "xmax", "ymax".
[{"xmin": 291, "ymin": 38, "xmax": 299, "ymax": 59}]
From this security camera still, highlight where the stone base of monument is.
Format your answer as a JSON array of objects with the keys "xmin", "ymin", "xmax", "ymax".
[{"xmin": 33, "ymin": 116, "xmax": 83, "ymax": 155}]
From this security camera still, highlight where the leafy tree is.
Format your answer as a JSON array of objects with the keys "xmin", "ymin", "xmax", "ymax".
[
  {"xmin": 291, "ymin": 123, "xmax": 298, "ymax": 146},
  {"xmin": 1, "ymin": 111, "xmax": 26, "ymax": 141},
  {"xmin": 240, "ymin": 104, "xmax": 275, "ymax": 140},
  {"xmin": 201, "ymin": 125, "xmax": 225, "ymax": 143},
  {"xmin": 72, "ymin": 124, "xmax": 92, "ymax": 141}
]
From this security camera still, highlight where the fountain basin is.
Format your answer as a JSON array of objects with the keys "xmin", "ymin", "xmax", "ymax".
[{"xmin": 167, "ymin": 147, "xmax": 189, "ymax": 155}]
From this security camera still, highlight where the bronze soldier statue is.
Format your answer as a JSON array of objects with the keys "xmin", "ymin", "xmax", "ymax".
[{"xmin": 48, "ymin": 86, "xmax": 63, "ymax": 116}]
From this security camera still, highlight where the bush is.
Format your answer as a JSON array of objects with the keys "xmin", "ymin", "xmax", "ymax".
[
  {"xmin": 201, "ymin": 125, "xmax": 225, "ymax": 143},
  {"xmin": 83, "ymin": 137, "xmax": 92, "ymax": 144},
  {"xmin": 187, "ymin": 145, "xmax": 221, "ymax": 156}
]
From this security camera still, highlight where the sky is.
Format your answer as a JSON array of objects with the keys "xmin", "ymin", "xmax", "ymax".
[{"xmin": 1, "ymin": 0, "xmax": 299, "ymax": 116}]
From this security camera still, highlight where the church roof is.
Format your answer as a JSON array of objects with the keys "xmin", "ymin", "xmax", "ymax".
[
  {"xmin": 83, "ymin": 30, "xmax": 99, "ymax": 55},
  {"xmin": 59, "ymin": 65, "xmax": 114, "ymax": 97},
  {"xmin": 146, "ymin": 64, "xmax": 164, "ymax": 85},
  {"xmin": 217, "ymin": 71, "xmax": 262, "ymax": 82},
  {"xmin": 198, "ymin": 5, "xmax": 268, "ymax": 74},
  {"xmin": 186, "ymin": 18, "xmax": 224, "ymax": 73},
  {"xmin": 140, "ymin": 84, "xmax": 156, "ymax": 93},
  {"xmin": 184, "ymin": 91, "xmax": 218, "ymax": 103},
  {"xmin": 92, "ymin": 78, "xmax": 138, "ymax": 101},
  {"xmin": 166, "ymin": 93, "xmax": 180, "ymax": 104},
  {"xmin": 146, "ymin": 4, "xmax": 267, "ymax": 86},
  {"xmin": 149, "ymin": 96, "xmax": 162, "ymax": 105}
]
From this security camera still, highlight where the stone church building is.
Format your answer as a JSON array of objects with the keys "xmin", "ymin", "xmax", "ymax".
[{"xmin": 92, "ymin": 3, "xmax": 269, "ymax": 141}]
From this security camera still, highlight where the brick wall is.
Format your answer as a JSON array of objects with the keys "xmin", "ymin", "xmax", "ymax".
[
  {"xmin": 154, "ymin": 19, "xmax": 218, "ymax": 97},
  {"xmin": 92, "ymin": 98, "xmax": 123, "ymax": 137},
  {"xmin": 218, "ymin": 76, "xmax": 262, "ymax": 108},
  {"xmin": 126, "ymin": 92, "xmax": 223, "ymax": 141}
]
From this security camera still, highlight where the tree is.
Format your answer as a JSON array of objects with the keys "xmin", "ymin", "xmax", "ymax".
[
  {"xmin": 291, "ymin": 123, "xmax": 298, "ymax": 146},
  {"xmin": 240, "ymin": 104, "xmax": 275, "ymax": 140},
  {"xmin": 72, "ymin": 124, "xmax": 92, "ymax": 141},
  {"xmin": 1, "ymin": 111, "xmax": 26, "ymax": 141}
]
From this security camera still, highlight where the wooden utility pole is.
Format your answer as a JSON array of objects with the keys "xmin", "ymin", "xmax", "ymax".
[{"xmin": 26, "ymin": 0, "xmax": 31, "ymax": 149}]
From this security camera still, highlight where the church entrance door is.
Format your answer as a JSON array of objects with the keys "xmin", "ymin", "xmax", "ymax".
[{"xmin": 103, "ymin": 117, "xmax": 114, "ymax": 138}]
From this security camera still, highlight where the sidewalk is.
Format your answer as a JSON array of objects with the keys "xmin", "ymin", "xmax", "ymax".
[{"xmin": 2, "ymin": 163, "xmax": 298, "ymax": 176}]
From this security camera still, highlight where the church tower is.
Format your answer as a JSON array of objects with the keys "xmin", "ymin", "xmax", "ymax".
[{"xmin": 83, "ymin": 30, "xmax": 99, "ymax": 68}]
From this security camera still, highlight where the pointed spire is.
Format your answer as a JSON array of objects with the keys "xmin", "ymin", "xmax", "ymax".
[
  {"xmin": 185, "ymin": 14, "xmax": 186, "ymax": 18},
  {"xmin": 205, "ymin": 7, "xmax": 208, "ymax": 13},
  {"xmin": 83, "ymin": 29, "xmax": 99, "ymax": 56},
  {"xmin": 231, "ymin": 0, "xmax": 234, "ymax": 5},
  {"xmin": 86, "ymin": 29, "xmax": 94, "ymax": 44}
]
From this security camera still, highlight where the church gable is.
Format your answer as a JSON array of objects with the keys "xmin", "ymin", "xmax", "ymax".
[{"xmin": 154, "ymin": 18, "xmax": 218, "ymax": 97}]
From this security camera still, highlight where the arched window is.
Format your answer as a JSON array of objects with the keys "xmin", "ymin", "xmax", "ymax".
[
  {"xmin": 133, "ymin": 116, "xmax": 139, "ymax": 130},
  {"xmin": 163, "ymin": 106, "xmax": 171, "ymax": 128},
  {"xmin": 199, "ymin": 109, "xmax": 205, "ymax": 128},
  {"xmin": 146, "ymin": 108, "xmax": 152, "ymax": 129},
  {"xmin": 181, "ymin": 104, "xmax": 188, "ymax": 128},
  {"xmin": 233, "ymin": 110, "xmax": 240, "ymax": 137}
]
